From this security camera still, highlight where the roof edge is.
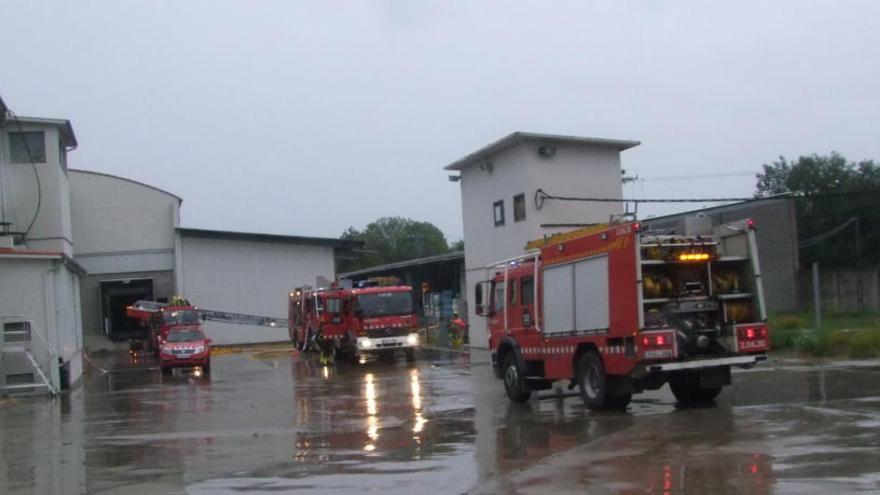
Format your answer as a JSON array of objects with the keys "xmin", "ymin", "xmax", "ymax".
[
  {"xmin": 69, "ymin": 169, "xmax": 183, "ymax": 204},
  {"xmin": 8, "ymin": 115, "xmax": 77, "ymax": 148},
  {"xmin": 444, "ymin": 131, "xmax": 640, "ymax": 171},
  {"xmin": 338, "ymin": 250, "xmax": 465, "ymax": 278},
  {"xmin": 176, "ymin": 227, "xmax": 363, "ymax": 249}
]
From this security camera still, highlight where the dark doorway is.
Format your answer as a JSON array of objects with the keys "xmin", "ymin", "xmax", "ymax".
[{"xmin": 100, "ymin": 279, "xmax": 154, "ymax": 341}]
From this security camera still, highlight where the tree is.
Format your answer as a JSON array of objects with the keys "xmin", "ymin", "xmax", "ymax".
[
  {"xmin": 338, "ymin": 217, "xmax": 450, "ymax": 272},
  {"xmin": 449, "ymin": 239, "xmax": 464, "ymax": 252},
  {"xmin": 755, "ymin": 153, "xmax": 880, "ymax": 265}
]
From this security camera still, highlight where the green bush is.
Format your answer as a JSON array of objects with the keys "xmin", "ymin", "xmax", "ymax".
[{"xmin": 767, "ymin": 312, "xmax": 880, "ymax": 357}]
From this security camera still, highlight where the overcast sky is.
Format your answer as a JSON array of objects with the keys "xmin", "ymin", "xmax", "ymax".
[{"xmin": 2, "ymin": 1, "xmax": 878, "ymax": 242}]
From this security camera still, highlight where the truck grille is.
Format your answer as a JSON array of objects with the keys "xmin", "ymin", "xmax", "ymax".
[{"xmin": 365, "ymin": 327, "xmax": 410, "ymax": 339}]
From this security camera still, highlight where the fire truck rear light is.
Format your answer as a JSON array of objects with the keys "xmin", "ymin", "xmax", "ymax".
[
  {"xmin": 747, "ymin": 218, "xmax": 756, "ymax": 230},
  {"xmin": 632, "ymin": 222, "xmax": 641, "ymax": 232},
  {"xmin": 746, "ymin": 327, "xmax": 755, "ymax": 339},
  {"xmin": 641, "ymin": 333, "xmax": 672, "ymax": 347}
]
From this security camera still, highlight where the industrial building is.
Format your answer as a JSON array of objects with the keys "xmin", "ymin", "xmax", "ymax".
[{"xmin": 0, "ymin": 102, "xmax": 359, "ymax": 393}]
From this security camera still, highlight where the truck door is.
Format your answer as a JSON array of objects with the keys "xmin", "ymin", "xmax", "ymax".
[
  {"xmin": 507, "ymin": 276, "xmax": 522, "ymax": 332},
  {"xmin": 489, "ymin": 280, "xmax": 505, "ymax": 331}
]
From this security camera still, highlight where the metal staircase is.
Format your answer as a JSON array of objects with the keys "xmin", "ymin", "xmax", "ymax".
[{"xmin": 1, "ymin": 317, "xmax": 57, "ymax": 397}]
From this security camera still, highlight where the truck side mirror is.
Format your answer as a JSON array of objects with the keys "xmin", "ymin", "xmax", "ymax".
[{"xmin": 475, "ymin": 305, "xmax": 484, "ymax": 316}]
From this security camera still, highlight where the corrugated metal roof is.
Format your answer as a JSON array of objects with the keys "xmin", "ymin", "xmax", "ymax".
[
  {"xmin": 338, "ymin": 250, "xmax": 464, "ymax": 278},
  {"xmin": 177, "ymin": 228, "xmax": 363, "ymax": 249}
]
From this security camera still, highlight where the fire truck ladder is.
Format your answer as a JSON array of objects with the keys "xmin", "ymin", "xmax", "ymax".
[{"xmin": 198, "ymin": 309, "xmax": 287, "ymax": 328}]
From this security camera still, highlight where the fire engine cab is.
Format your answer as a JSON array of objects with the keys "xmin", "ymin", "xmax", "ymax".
[
  {"xmin": 289, "ymin": 278, "xmax": 419, "ymax": 361},
  {"xmin": 478, "ymin": 219, "xmax": 769, "ymax": 409}
]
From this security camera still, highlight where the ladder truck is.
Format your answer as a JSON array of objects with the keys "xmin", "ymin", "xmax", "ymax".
[{"xmin": 478, "ymin": 219, "xmax": 769, "ymax": 409}]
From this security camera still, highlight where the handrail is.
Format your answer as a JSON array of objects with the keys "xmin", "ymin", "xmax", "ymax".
[
  {"xmin": 1, "ymin": 315, "xmax": 59, "ymax": 395},
  {"xmin": 1, "ymin": 315, "xmax": 56, "ymax": 359}
]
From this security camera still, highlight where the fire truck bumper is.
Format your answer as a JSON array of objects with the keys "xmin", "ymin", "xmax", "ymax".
[
  {"xmin": 647, "ymin": 354, "xmax": 767, "ymax": 373},
  {"xmin": 357, "ymin": 334, "xmax": 419, "ymax": 351}
]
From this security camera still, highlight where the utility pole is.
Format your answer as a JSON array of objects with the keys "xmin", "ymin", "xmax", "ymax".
[
  {"xmin": 812, "ymin": 262, "xmax": 821, "ymax": 332},
  {"xmin": 855, "ymin": 216, "xmax": 864, "ymax": 311}
]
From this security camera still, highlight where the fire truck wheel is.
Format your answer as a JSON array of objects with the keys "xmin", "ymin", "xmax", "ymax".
[
  {"xmin": 405, "ymin": 349, "xmax": 416, "ymax": 362},
  {"xmin": 161, "ymin": 366, "xmax": 172, "ymax": 376},
  {"xmin": 577, "ymin": 352, "xmax": 628, "ymax": 410},
  {"xmin": 502, "ymin": 354, "xmax": 531, "ymax": 402},
  {"xmin": 669, "ymin": 381, "xmax": 722, "ymax": 404}
]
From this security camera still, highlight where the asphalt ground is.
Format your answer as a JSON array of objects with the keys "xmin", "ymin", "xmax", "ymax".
[{"xmin": 1, "ymin": 346, "xmax": 879, "ymax": 494}]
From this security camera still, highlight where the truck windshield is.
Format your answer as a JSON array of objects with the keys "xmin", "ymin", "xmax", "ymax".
[
  {"xmin": 356, "ymin": 292, "xmax": 412, "ymax": 317},
  {"xmin": 326, "ymin": 298, "xmax": 343, "ymax": 314},
  {"xmin": 166, "ymin": 330, "xmax": 203, "ymax": 342},
  {"xmin": 163, "ymin": 310, "xmax": 201, "ymax": 325}
]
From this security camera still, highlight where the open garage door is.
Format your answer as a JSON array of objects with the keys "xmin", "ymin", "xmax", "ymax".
[{"xmin": 100, "ymin": 279, "xmax": 153, "ymax": 341}]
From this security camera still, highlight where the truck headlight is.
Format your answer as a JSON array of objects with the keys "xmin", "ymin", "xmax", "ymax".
[
  {"xmin": 407, "ymin": 333, "xmax": 419, "ymax": 346},
  {"xmin": 194, "ymin": 346, "xmax": 205, "ymax": 354},
  {"xmin": 359, "ymin": 338, "xmax": 373, "ymax": 349}
]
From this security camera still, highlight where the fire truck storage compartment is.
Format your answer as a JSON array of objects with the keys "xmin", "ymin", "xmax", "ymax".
[{"xmin": 542, "ymin": 254, "xmax": 609, "ymax": 334}]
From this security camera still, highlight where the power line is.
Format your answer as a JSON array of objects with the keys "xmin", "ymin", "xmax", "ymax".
[
  {"xmin": 638, "ymin": 171, "xmax": 757, "ymax": 182},
  {"xmin": 534, "ymin": 188, "xmax": 880, "ymax": 210},
  {"xmin": 798, "ymin": 217, "xmax": 857, "ymax": 248},
  {"xmin": 6, "ymin": 110, "xmax": 43, "ymax": 237}
]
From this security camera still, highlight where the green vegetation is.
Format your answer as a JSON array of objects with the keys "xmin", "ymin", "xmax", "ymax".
[
  {"xmin": 755, "ymin": 152, "xmax": 880, "ymax": 266},
  {"xmin": 338, "ymin": 217, "xmax": 452, "ymax": 272},
  {"xmin": 768, "ymin": 312, "xmax": 880, "ymax": 358}
]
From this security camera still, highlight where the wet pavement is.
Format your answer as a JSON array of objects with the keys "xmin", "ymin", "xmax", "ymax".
[{"xmin": 1, "ymin": 347, "xmax": 879, "ymax": 494}]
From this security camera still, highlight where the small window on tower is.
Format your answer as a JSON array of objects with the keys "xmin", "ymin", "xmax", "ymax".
[
  {"xmin": 9, "ymin": 131, "xmax": 46, "ymax": 163},
  {"xmin": 493, "ymin": 200, "xmax": 505, "ymax": 227},
  {"xmin": 513, "ymin": 193, "xmax": 526, "ymax": 222}
]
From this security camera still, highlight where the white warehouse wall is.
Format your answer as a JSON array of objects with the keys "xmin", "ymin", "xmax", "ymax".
[
  {"xmin": 69, "ymin": 170, "xmax": 179, "ymax": 256},
  {"xmin": 178, "ymin": 234, "xmax": 337, "ymax": 345},
  {"xmin": 457, "ymin": 139, "xmax": 629, "ymax": 348}
]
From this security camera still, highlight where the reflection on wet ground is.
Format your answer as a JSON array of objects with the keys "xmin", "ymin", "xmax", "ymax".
[{"xmin": 0, "ymin": 348, "xmax": 878, "ymax": 494}]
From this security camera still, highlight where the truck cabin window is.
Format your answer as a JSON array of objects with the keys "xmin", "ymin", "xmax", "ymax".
[
  {"xmin": 163, "ymin": 310, "xmax": 201, "ymax": 325},
  {"xmin": 325, "ymin": 298, "xmax": 343, "ymax": 314},
  {"xmin": 356, "ymin": 292, "xmax": 412, "ymax": 317},
  {"xmin": 492, "ymin": 282, "xmax": 505, "ymax": 313},
  {"xmin": 521, "ymin": 276, "xmax": 534, "ymax": 305}
]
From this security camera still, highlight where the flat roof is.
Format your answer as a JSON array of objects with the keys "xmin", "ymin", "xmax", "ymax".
[
  {"xmin": 339, "ymin": 250, "xmax": 464, "ymax": 278},
  {"xmin": 443, "ymin": 131, "xmax": 640, "ymax": 171},
  {"xmin": 177, "ymin": 227, "xmax": 363, "ymax": 249},
  {"xmin": 5, "ymin": 115, "xmax": 78, "ymax": 149}
]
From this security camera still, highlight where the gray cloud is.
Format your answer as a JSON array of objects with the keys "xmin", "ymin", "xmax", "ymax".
[{"xmin": 2, "ymin": 1, "xmax": 878, "ymax": 240}]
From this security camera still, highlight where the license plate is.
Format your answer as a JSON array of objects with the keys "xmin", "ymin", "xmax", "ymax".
[{"xmin": 645, "ymin": 349, "xmax": 674, "ymax": 359}]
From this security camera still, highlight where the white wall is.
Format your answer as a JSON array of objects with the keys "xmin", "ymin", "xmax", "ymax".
[
  {"xmin": 69, "ymin": 170, "xmax": 179, "ymax": 255},
  {"xmin": 458, "ymin": 140, "xmax": 626, "ymax": 348},
  {"xmin": 0, "ymin": 256, "xmax": 83, "ymax": 390},
  {"xmin": 178, "ymin": 235, "xmax": 336, "ymax": 345},
  {"xmin": 0, "ymin": 126, "xmax": 74, "ymax": 255}
]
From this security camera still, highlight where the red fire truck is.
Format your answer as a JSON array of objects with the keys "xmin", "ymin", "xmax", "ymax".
[
  {"xmin": 289, "ymin": 279, "xmax": 420, "ymax": 361},
  {"xmin": 478, "ymin": 219, "xmax": 769, "ymax": 409},
  {"xmin": 126, "ymin": 297, "xmax": 203, "ymax": 355}
]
